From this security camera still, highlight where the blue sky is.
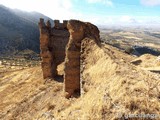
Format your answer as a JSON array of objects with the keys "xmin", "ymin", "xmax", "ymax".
[{"xmin": 0, "ymin": 0, "xmax": 160, "ymax": 26}]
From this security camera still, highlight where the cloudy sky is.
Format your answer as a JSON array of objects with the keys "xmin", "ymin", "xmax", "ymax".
[{"xmin": 0, "ymin": 0, "xmax": 160, "ymax": 26}]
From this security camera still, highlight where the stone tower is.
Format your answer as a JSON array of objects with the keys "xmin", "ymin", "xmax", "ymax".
[{"xmin": 39, "ymin": 19, "xmax": 100, "ymax": 98}]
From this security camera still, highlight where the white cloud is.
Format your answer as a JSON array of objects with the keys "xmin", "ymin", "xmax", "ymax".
[
  {"xmin": 86, "ymin": 0, "xmax": 113, "ymax": 6},
  {"xmin": 141, "ymin": 0, "xmax": 160, "ymax": 6},
  {"xmin": 1, "ymin": 0, "xmax": 160, "ymax": 26},
  {"xmin": 120, "ymin": 16, "xmax": 138, "ymax": 24},
  {"xmin": 0, "ymin": 0, "xmax": 113, "ymax": 23},
  {"xmin": 91, "ymin": 15, "xmax": 160, "ymax": 26},
  {"xmin": 0, "ymin": 0, "xmax": 75, "ymax": 20}
]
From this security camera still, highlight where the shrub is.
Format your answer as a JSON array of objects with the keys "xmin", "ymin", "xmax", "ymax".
[{"xmin": 125, "ymin": 46, "xmax": 134, "ymax": 54}]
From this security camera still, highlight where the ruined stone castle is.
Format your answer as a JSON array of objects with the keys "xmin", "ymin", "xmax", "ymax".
[{"xmin": 39, "ymin": 19, "xmax": 100, "ymax": 98}]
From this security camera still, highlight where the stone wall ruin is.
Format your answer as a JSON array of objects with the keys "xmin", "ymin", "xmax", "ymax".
[{"xmin": 39, "ymin": 19, "xmax": 100, "ymax": 98}]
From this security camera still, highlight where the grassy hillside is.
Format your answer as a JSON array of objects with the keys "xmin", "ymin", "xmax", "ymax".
[{"xmin": 0, "ymin": 41, "xmax": 159, "ymax": 119}]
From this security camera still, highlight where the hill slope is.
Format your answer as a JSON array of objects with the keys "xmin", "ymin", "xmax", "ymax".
[
  {"xmin": 0, "ymin": 5, "xmax": 53, "ymax": 55},
  {"xmin": 0, "ymin": 42, "xmax": 160, "ymax": 119}
]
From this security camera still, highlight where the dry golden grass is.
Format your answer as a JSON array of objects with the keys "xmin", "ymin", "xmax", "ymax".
[
  {"xmin": 0, "ymin": 42, "xmax": 160, "ymax": 120},
  {"xmin": 132, "ymin": 54, "xmax": 160, "ymax": 73},
  {"xmin": 57, "ymin": 43, "xmax": 160, "ymax": 120}
]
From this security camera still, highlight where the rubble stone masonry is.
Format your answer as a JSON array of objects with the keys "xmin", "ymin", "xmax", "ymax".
[{"xmin": 39, "ymin": 19, "xmax": 100, "ymax": 98}]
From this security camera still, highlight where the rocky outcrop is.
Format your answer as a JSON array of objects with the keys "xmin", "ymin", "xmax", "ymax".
[{"xmin": 39, "ymin": 19, "xmax": 100, "ymax": 98}]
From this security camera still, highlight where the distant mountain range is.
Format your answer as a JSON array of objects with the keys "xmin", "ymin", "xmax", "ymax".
[{"xmin": 0, "ymin": 5, "xmax": 53, "ymax": 55}]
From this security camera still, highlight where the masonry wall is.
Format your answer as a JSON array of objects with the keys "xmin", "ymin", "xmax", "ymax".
[
  {"xmin": 39, "ymin": 19, "xmax": 100, "ymax": 98},
  {"xmin": 50, "ymin": 24, "xmax": 69, "ymax": 75},
  {"xmin": 39, "ymin": 19, "xmax": 69, "ymax": 78},
  {"xmin": 64, "ymin": 20, "xmax": 85, "ymax": 98}
]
